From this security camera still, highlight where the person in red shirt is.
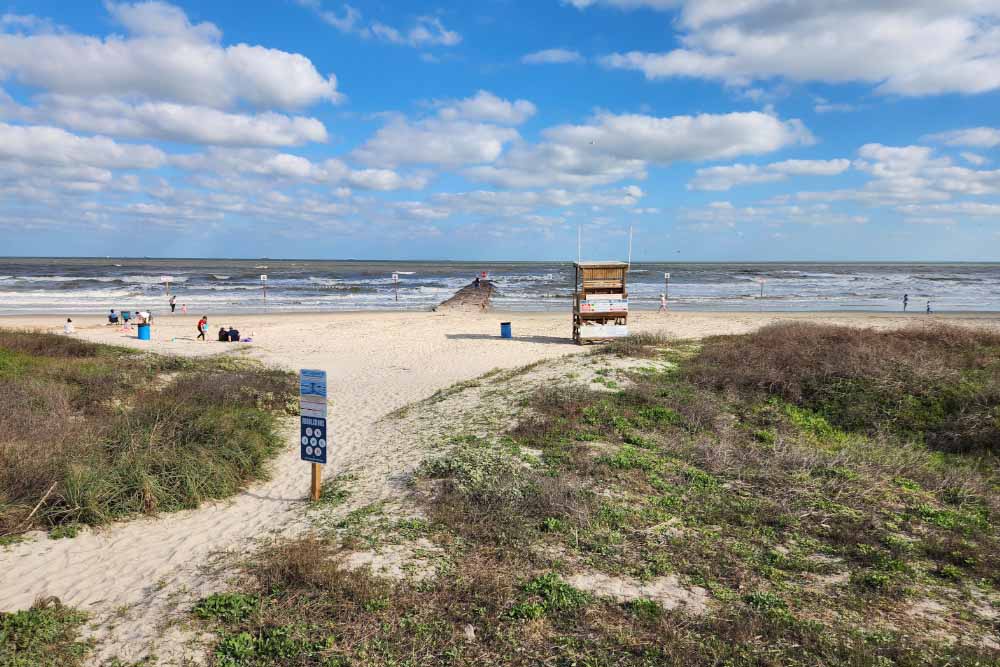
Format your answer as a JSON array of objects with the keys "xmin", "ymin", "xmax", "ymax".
[{"xmin": 196, "ymin": 316, "xmax": 208, "ymax": 341}]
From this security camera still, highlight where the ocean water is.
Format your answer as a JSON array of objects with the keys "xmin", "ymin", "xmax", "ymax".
[{"xmin": 0, "ymin": 258, "xmax": 998, "ymax": 315}]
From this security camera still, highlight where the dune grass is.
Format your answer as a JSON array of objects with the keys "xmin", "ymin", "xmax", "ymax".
[
  {"xmin": 0, "ymin": 329, "xmax": 296, "ymax": 537},
  {"xmin": 190, "ymin": 325, "xmax": 999, "ymax": 666}
]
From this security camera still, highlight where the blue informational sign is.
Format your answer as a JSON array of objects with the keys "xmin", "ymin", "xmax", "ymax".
[
  {"xmin": 300, "ymin": 369, "xmax": 327, "ymax": 398},
  {"xmin": 300, "ymin": 416, "xmax": 327, "ymax": 464},
  {"xmin": 300, "ymin": 369, "xmax": 329, "ymax": 464}
]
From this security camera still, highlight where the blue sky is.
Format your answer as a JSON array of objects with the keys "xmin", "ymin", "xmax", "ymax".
[{"xmin": 1, "ymin": 0, "xmax": 999, "ymax": 260}]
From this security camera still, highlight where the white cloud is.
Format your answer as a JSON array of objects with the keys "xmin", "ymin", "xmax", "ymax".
[
  {"xmin": 0, "ymin": 2, "xmax": 340, "ymax": 109},
  {"xmin": 522, "ymin": 48, "xmax": 584, "ymax": 64},
  {"xmin": 353, "ymin": 92, "xmax": 535, "ymax": 167},
  {"xmin": 469, "ymin": 110, "xmax": 811, "ymax": 189},
  {"xmin": 925, "ymin": 127, "xmax": 1000, "ymax": 148},
  {"xmin": 564, "ymin": 0, "xmax": 679, "ymax": 8},
  {"xmin": 813, "ymin": 98, "xmax": 857, "ymax": 113},
  {"xmin": 299, "ymin": 3, "xmax": 460, "ymax": 48},
  {"xmin": 961, "ymin": 152, "xmax": 989, "ymax": 166},
  {"xmin": 355, "ymin": 118, "xmax": 518, "ymax": 168},
  {"xmin": 0, "ymin": 122, "xmax": 165, "ymax": 169},
  {"xmin": 25, "ymin": 95, "xmax": 328, "ymax": 147},
  {"xmin": 596, "ymin": 1, "xmax": 1000, "ymax": 96},
  {"xmin": 688, "ymin": 158, "xmax": 849, "ymax": 191},
  {"xmin": 437, "ymin": 90, "xmax": 536, "ymax": 125},
  {"xmin": 683, "ymin": 199, "xmax": 867, "ymax": 229},
  {"xmin": 172, "ymin": 148, "xmax": 427, "ymax": 191}
]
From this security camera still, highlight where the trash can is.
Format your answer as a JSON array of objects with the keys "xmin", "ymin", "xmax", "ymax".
[
  {"xmin": 137, "ymin": 323, "xmax": 151, "ymax": 341},
  {"xmin": 500, "ymin": 322, "xmax": 512, "ymax": 339}
]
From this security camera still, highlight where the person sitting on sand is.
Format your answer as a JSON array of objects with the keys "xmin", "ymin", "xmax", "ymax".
[
  {"xmin": 64, "ymin": 318, "xmax": 74, "ymax": 334},
  {"xmin": 108, "ymin": 309, "xmax": 118, "ymax": 325},
  {"xmin": 197, "ymin": 316, "xmax": 208, "ymax": 341},
  {"xmin": 218, "ymin": 326, "xmax": 228, "ymax": 342},
  {"xmin": 227, "ymin": 326, "xmax": 240, "ymax": 342}
]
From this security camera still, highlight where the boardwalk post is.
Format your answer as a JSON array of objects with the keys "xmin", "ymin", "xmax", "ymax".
[{"xmin": 311, "ymin": 463, "xmax": 321, "ymax": 501}]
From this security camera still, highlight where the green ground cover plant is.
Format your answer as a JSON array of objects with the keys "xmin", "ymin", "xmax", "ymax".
[
  {"xmin": 0, "ymin": 329, "xmax": 296, "ymax": 536},
  {"xmin": 193, "ymin": 325, "xmax": 999, "ymax": 666},
  {"xmin": 0, "ymin": 598, "xmax": 90, "ymax": 667}
]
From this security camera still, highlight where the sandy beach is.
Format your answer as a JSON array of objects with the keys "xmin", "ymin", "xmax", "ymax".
[{"xmin": 2, "ymin": 309, "xmax": 999, "ymax": 663}]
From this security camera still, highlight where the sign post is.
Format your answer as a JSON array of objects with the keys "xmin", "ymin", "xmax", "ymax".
[
  {"xmin": 664, "ymin": 272, "xmax": 670, "ymax": 307},
  {"xmin": 160, "ymin": 275, "xmax": 173, "ymax": 295},
  {"xmin": 758, "ymin": 278, "xmax": 766, "ymax": 298},
  {"xmin": 260, "ymin": 274, "xmax": 268, "ymax": 304},
  {"xmin": 392, "ymin": 273, "xmax": 399, "ymax": 302},
  {"xmin": 299, "ymin": 369, "xmax": 328, "ymax": 501}
]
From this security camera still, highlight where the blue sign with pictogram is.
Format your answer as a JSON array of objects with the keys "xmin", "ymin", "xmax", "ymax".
[{"xmin": 300, "ymin": 416, "xmax": 327, "ymax": 464}]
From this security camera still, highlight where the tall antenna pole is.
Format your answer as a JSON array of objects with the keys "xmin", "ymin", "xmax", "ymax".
[
  {"xmin": 627, "ymin": 225, "xmax": 633, "ymax": 270},
  {"xmin": 577, "ymin": 225, "xmax": 582, "ymax": 263}
]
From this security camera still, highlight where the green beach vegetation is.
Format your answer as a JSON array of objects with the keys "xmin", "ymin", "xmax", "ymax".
[
  {"xmin": 0, "ymin": 329, "xmax": 296, "ymax": 537},
  {"xmin": 191, "ymin": 323, "xmax": 999, "ymax": 666}
]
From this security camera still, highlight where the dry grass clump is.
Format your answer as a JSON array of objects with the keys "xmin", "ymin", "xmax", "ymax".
[
  {"xmin": 687, "ymin": 322, "xmax": 1000, "ymax": 454},
  {"xmin": 592, "ymin": 332, "xmax": 673, "ymax": 358},
  {"xmin": 0, "ymin": 329, "xmax": 296, "ymax": 536}
]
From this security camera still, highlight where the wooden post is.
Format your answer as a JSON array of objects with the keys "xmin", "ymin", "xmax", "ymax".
[{"xmin": 311, "ymin": 463, "xmax": 322, "ymax": 501}]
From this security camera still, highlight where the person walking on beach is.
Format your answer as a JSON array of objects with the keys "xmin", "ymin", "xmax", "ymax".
[
  {"xmin": 659, "ymin": 293, "xmax": 668, "ymax": 313},
  {"xmin": 169, "ymin": 295, "xmax": 176, "ymax": 313},
  {"xmin": 926, "ymin": 301, "xmax": 932, "ymax": 314},
  {"xmin": 181, "ymin": 303, "xmax": 188, "ymax": 314},
  {"xmin": 474, "ymin": 275, "xmax": 480, "ymax": 289},
  {"xmin": 197, "ymin": 315, "xmax": 208, "ymax": 341},
  {"xmin": 903, "ymin": 294, "xmax": 908, "ymax": 311}
]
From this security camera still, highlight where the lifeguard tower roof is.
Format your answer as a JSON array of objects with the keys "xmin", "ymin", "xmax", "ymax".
[{"xmin": 573, "ymin": 261, "xmax": 628, "ymax": 268}]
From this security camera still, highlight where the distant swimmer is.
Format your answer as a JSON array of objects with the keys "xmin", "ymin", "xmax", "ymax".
[{"xmin": 903, "ymin": 294, "xmax": 908, "ymax": 311}]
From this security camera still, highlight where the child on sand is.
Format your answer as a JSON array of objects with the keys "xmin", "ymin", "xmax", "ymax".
[
  {"xmin": 181, "ymin": 303, "xmax": 188, "ymax": 314},
  {"xmin": 659, "ymin": 293, "xmax": 668, "ymax": 313},
  {"xmin": 197, "ymin": 316, "xmax": 208, "ymax": 341}
]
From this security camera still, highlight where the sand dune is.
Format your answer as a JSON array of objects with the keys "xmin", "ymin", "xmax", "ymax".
[{"xmin": 1, "ymin": 309, "xmax": 998, "ymax": 663}]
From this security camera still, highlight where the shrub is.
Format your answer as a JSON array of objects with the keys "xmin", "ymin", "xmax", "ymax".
[{"xmin": 0, "ymin": 330, "xmax": 296, "ymax": 535}]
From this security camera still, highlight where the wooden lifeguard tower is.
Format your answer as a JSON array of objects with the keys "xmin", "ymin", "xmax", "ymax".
[{"xmin": 572, "ymin": 261, "xmax": 629, "ymax": 344}]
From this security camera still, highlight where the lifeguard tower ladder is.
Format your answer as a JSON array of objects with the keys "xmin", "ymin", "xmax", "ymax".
[{"xmin": 572, "ymin": 261, "xmax": 629, "ymax": 344}]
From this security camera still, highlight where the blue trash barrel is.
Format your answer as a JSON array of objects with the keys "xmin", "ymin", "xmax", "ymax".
[
  {"xmin": 137, "ymin": 323, "xmax": 151, "ymax": 341},
  {"xmin": 500, "ymin": 322, "xmax": 512, "ymax": 338}
]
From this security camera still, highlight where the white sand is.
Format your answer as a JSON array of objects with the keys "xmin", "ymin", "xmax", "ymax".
[{"xmin": 1, "ymin": 309, "xmax": 998, "ymax": 663}]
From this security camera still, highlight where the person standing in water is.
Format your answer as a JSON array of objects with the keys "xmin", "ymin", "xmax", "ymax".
[
  {"xmin": 169, "ymin": 295, "xmax": 176, "ymax": 313},
  {"xmin": 903, "ymin": 294, "xmax": 908, "ymax": 311}
]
